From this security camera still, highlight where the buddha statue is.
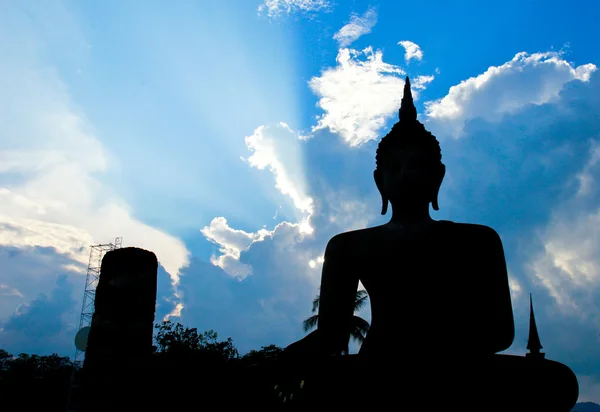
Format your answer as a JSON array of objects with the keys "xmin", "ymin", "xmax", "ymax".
[
  {"xmin": 272, "ymin": 77, "xmax": 579, "ymax": 411},
  {"xmin": 284, "ymin": 77, "xmax": 513, "ymax": 358}
]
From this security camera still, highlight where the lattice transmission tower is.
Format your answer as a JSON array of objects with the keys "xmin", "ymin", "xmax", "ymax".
[
  {"xmin": 73, "ymin": 237, "xmax": 122, "ymax": 364},
  {"xmin": 67, "ymin": 238, "xmax": 122, "ymax": 412}
]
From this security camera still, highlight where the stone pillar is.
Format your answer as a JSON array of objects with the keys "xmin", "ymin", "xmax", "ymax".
[{"xmin": 82, "ymin": 247, "xmax": 158, "ymax": 412}]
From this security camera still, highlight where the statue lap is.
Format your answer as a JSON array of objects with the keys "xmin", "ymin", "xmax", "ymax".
[{"xmin": 269, "ymin": 353, "xmax": 578, "ymax": 411}]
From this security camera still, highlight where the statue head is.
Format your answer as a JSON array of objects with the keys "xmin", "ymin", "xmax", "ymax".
[{"xmin": 374, "ymin": 77, "xmax": 446, "ymax": 215}]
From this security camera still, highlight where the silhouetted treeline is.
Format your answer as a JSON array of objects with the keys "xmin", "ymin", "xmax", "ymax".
[
  {"xmin": 0, "ymin": 349, "xmax": 75, "ymax": 410},
  {"xmin": 0, "ymin": 322, "xmax": 284, "ymax": 411},
  {"xmin": 148, "ymin": 320, "xmax": 285, "ymax": 410},
  {"xmin": 1, "ymin": 328, "xmax": 597, "ymax": 411}
]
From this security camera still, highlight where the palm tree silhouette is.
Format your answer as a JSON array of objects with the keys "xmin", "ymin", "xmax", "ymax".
[{"xmin": 302, "ymin": 289, "xmax": 370, "ymax": 355}]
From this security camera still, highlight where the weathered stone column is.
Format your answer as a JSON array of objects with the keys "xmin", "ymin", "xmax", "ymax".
[{"xmin": 82, "ymin": 247, "xmax": 158, "ymax": 411}]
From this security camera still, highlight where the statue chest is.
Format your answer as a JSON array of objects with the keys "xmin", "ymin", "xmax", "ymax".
[{"xmin": 359, "ymin": 239, "xmax": 496, "ymax": 348}]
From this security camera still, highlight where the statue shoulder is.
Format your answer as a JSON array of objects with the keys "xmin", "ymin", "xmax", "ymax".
[
  {"xmin": 324, "ymin": 227, "xmax": 377, "ymax": 257},
  {"xmin": 448, "ymin": 222, "xmax": 503, "ymax": 245},
  {"xmin": 324, "ymin": 232, "xmax": 354, "ymax": 257}
]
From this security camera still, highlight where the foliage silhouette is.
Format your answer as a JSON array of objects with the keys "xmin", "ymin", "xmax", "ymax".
[
  {"xmin": 0, "ymin": 351, "xmax": 74, "ymax": 411},
  {"xmin": 302, "ymin": 289, "xmax": 370, "ymax": 354},
  {"xmin": 0, "ymin": 349, "xmax": 11, "ymax": 370},
  {"xmin": 153, "ymin": 320, "xmax": 239, "ymax": 363},
  {"xmin": 242, "ymin": 344, "xmax": 284, "ymax": 366}
]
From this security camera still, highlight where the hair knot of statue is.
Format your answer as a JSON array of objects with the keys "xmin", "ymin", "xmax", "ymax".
[
  {"xmin": 375, "ymin": 76, "xmax": 445, "ymax": 214},
  {"xmin": 399, "ymin": 76, "xmax": 418, "ymax": 123}
]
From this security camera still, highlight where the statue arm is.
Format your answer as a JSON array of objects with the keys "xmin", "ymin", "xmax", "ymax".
[
  {"xmin": 281, "ymin": 236, "xmax": 358, "ymax": 358},
  {"xmin": 317, "ymin": 236, "xmax": 359, "ymax": 356},
  {"xmin": 488, "ymin": 228, "xmax": 515, "ymax": 353}
]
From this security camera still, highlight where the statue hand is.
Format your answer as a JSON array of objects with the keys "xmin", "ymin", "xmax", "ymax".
[
  {"xmin": 272, "ymin": 378, "xmax": 306, "ymax": 405},
  {"xmin": 273, "ymin": 330, "xmax": 331, "ymax": 406},
  {"xmin": 282, "ymin": 329, "xmax": 322, "ymax": 358},
  {"xmin": 272, "ymin": 332, "xmax": 323, "ymax": 406}
]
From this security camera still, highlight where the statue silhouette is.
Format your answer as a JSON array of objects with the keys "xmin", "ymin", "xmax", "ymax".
[{"xmin": 276, "ymin": 77, "xmax": 579, "ymax": 411}]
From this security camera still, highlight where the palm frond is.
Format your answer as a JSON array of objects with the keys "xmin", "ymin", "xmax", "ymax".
[
  {"xmin": 311, "ymin": 295, "xmax": 320, "ymax": 313},
  {"xmin": 302, "ymin": 315, "xmax": 319, "ymax": 332},
  {"xmin": 302, "ymin": 290, "xmax": 370, "ymax": 350},
  {"xmin": 349, "ymin": 315, "xmax": 370, "ymax": 344},
  {"xmin": 353, "ymin": 290, "xmax": 369, "ymax": 312}
]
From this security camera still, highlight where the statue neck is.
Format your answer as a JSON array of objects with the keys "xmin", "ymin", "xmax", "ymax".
[{"xmin": 388, "ymin": 201, "xmax": 433, "ymax": 226}]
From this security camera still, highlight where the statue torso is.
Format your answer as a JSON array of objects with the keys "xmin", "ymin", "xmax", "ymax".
[{"xmin": 327, "ymin": 220, "xmax": 513, "ymax": 358}]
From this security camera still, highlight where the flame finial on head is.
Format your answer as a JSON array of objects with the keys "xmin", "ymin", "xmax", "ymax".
[
  {"xmin": 526, "ymin": 293, "xmax": 544, "ymax": 358},
  {"xmin": 399, "ymin": 76, "xmax": 417, "ymax": 123}
]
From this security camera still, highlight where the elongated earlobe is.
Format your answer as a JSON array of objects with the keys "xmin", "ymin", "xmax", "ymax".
[
  {"xmin": 431, "ymin": 164, "xmax": 445, "ymax": 212},
  {"xmin": 431, "ymin": 181, "xmax": 441, "ymax": 211},
  {"xmin": 374, "ymin": 169, "xmax": 388, "ymax": 215},
  {"xmin": 431, "ymin": 195, "xmax": 439, "ymax": 211},
  {"xmin": 381, "ymin": 196, "xmax": 389, "ymax": 215}
]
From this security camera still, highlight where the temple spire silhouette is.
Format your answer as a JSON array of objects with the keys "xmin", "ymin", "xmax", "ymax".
[
  {"xmin": 399, "ymin": 76, "xmax": 417, "ymax": 123},
  {"xmin": 526, "ymin": 294, "xmax": 545, "ymax": 359}
]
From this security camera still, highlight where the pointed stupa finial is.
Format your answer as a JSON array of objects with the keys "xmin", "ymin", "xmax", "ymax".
[
  {"xmin": 526, "ymin": 293, "xmax": 545, "ymax": 358},
  {"xmin": 399, "ymin": 76, "xmax": 418, "ymax": 123}
]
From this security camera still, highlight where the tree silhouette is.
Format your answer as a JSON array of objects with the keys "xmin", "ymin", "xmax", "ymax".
[
  {"xmin": 242, "ymin": 344, "xmax": 283, "ymax": 366},
  {"xmin": 153, "ymin": 320, "xmax": 239, "ymax": 362},
  {"xmin": 0, "ymin": 349, "xmax": 11, "ymax": 371},
  {"xmin": 0, "ymin": 351, "xmax": 73, "ymax": 411},
  {"xmin": 302, "ymin": 289, "xmax": 370, "ymax": 354}
]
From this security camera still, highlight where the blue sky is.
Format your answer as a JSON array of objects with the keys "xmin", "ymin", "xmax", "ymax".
[{"xmin": 1, "ymin": 0, "xmax": 600, "ymax": 402}]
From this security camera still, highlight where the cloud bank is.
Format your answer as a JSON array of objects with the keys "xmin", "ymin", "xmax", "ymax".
[
  {"xmin": 0, "ymin": 6, "xmax": 190, "ymax": 287},
  {"xmin": 425, "ymin": 51, "xmax": 597, "ymax": 138},
  {"xmin": 432, "ymin": 64, "xmax": 600, "ymax": 401}
]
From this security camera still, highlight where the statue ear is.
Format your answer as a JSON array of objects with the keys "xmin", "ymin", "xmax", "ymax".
[
  {"xmin": 431, "ymin": 193, "xmax": 440, "ymax": 211},
  {"xmin": 431, "ymin": 164, "xmax": 446, "ymax": 211},
  {"xmin": 374, "ymin": 170, "xmax": 389, "ymax": 215},
  {"xmin": 381, "ymin": 195, "xmax": 389, "ymax": 215}
]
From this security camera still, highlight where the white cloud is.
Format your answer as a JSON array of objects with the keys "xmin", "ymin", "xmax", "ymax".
[
  {"xmin": 201, "ymin": 217, "xmax": 272, "ymax": 279},
  {"xmin": 258, "ymin": 0, "xmax": 331, "ymax": 17},
  {"xmin": 532, "ymin": 208, "xmax": 600, "ymax": 315},
  {"xmin": 508, "ymin": 277, "xmax": 523, "ymax": 301},
  {"xmin": 412, "ymin": 75, "xmax": 435, "ymax": 90},
  {"xmin": 398, "ymin": 40, "xmax": 423, "ymax": 62},
  {"xmin": 203, "ymin": 123, "xmax": 316, "ymax": 278},
  {"xmin": 575, "ymin": 144, "xmax": 600, "ymax": 197},
  {"xmin": 309, "ymin": 47, "xmax": 408, "ymax": 146},
  {"xmin": 333, "ymin": 7, "xmax": 377, "ymax": 47},
  {"xmin": 425, "ymin": 51, "xmax": 597, "ymax": 138},
  {"xmin": 0, "ymin": 284, "xmax": 24, "ymax": 298},
  {"xmin": 179, "ymin": 222, "xmax": 324, "ymax": 353},
  {"xmin": 308, "ymin": 255, "xmax": 324, "ymax": 269},
  {"xmin": 326, "ymin": 198, "xmax": 373, "ymax": 232},
  {"xmin": 200, "ymin": 214, "xmax": 317, "ymax": 281},
  {"xmin": 0, "ymin": 11, "xmax": 190, "ymax": 290},
  {"xmin": 164, "ymin": 302, "xmax": 184, "ymax": 321},
  {"xmin": 243, "ymin": 123, "xmax": 314, "ymax": 216}
]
